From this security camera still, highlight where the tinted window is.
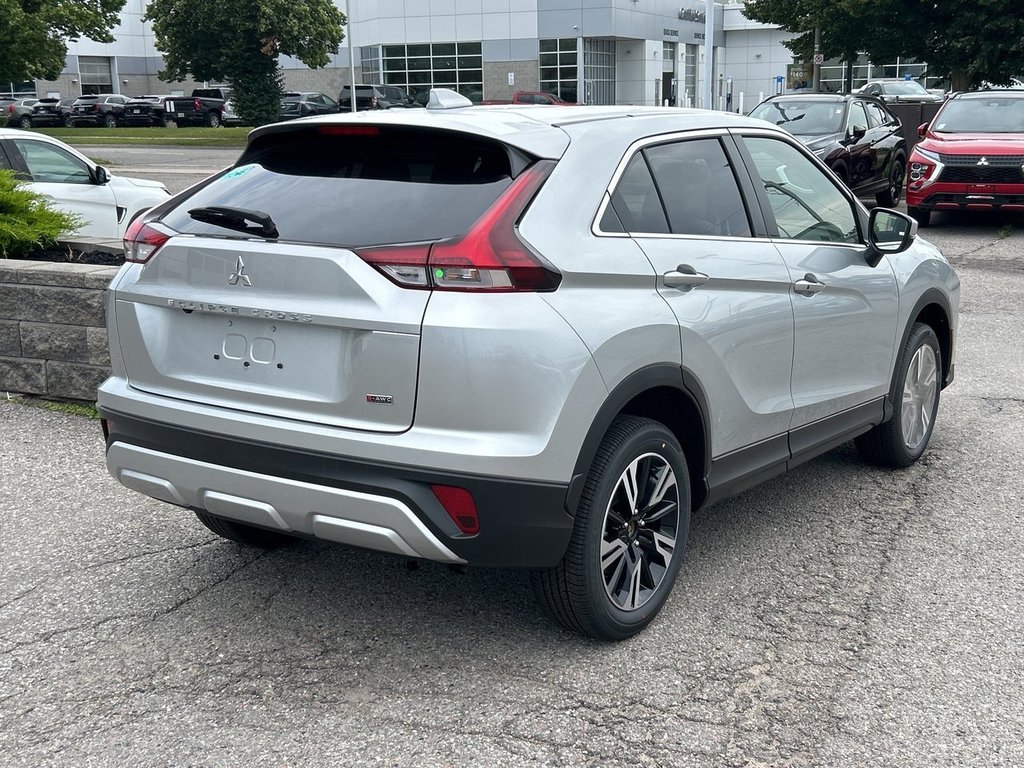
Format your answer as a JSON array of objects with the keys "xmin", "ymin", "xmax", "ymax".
[
  {"xmin": 0, "ymin": 145, "xmax": 12, "ymax": 171},
  {"xmin": 749, "ymin": 100, "xmax": 845, "ymax": 135},
  {"xmin": 160, "ymin": 127, "xmax": 518, "ymax": 248},
  {"xmin": 603, "ymin": 154, "xmax": 668, "ymax": 234},
  {"xmin": 864, "ymin": 102, "xmax": 890, "ymax": 128},
  {"xmin": 847, "ymin": 102, "xmax": 869, "ymax": 132},
  {"xmin": 743, "ymin": 136, "xmax": 859, "ymax": 244},
  {"xmin": 645, "ymin": 139, "xmax": 751, "ymax": 237}
]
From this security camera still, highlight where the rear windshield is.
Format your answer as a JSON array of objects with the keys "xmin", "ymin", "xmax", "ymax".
[
  {"xmin": 160, "ymin": 126, "xmax": 520, "ymax": 247},
  {"xmin": 749, "ymin": 100, "xmax": 844, "ymax": 135}
]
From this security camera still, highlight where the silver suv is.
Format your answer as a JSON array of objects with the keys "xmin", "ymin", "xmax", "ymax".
[{"xmin": 100, "ymin": 92, "xmax": 959, "ymax": 640}]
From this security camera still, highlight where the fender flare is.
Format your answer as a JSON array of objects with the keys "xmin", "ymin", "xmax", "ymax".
[{"xmin": 885, "ymin": 287, "xmax": 954, "ymax": 419}]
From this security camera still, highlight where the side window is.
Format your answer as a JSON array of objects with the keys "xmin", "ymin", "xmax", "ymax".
[
  {"xmin": 645, "ymin": 138, "xmax": 752, "ymax": 237},
  {"xmin": 864, "ymin": 102, "xmax": 884, "ymax": 128},
  {"xmin": 743, "ymin": 136, "xmax": 859, "ymax": 244},
  {"xmin": 12, "ymin": 139, "xmax": 93, "ymax": 184},
  {"xmin": 847, "ymin": 102, "xmax": 869, "ymax": 133},
  {"xmin": 0, "ymin": 144, "xmax": 12, "ymax": 171},
  {"xmin": 602, "ymin": 153, "xmax": 668, "ymax": 234},
  {"xmin": 322, "ymin": 93, "xmax": 338, "ymax": 108}
]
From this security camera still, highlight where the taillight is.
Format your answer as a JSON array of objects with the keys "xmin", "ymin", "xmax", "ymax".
[
  {"xmin": 431, "ymin": 485, "xmax": 479, "ymax": 535},
  {"xmin": 194, "ymin": 98, "xmax": 201, "ymax": 111},
  {"xmin": 354, "ymin": 160, "xmax": 560, "ymax": 292},
  {"xmin": 123, "ymin": 219, "xmax": 172, "ymax": 263}
]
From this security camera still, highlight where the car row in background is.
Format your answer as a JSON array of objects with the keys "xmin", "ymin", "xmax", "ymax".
[
  {"xmin": 853, "ymin": 79, "xmax": 944, "ymax": 104},
  {"xmin": 0, "ymin": 127, "xmax": 169, "ymax": 239},
  {"xmin": 749, "ymin": 93, "xmax": 907, "ymax": 207}
]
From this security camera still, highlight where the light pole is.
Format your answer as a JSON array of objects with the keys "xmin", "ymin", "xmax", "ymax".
[
  {"xmin": 702, "ymin": 0, "xmax": 714, "ymax": 109},
  {"xmin": 345, "ymin": 0, "xmax": 357, "ymax": 112}
]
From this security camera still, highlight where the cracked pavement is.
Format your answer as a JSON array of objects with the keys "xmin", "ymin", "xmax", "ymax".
[{"xmin": 1, "ymin": 216, "xmax": 1022, "ymax": 766}]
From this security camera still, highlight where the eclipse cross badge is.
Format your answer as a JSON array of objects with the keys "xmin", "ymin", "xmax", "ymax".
[
  {"xmin": 977, "ymin": 157, "xmax": 989, "ymax": 166},
  {"xmin": 228, "ymin": 256, "xmax": 252, "ymax": 286}
]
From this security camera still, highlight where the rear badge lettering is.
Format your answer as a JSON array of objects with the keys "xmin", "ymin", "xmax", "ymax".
[
  {"xmin": 366, "ymin": 394, "xmax": 394, "ymax": 405},
  {"xmin": 166, "ymin": 299, "xmax": 313, "ymax": 323}
]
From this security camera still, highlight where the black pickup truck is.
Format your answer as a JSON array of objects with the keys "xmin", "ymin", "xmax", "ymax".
[{"xmin": 163, "ymin": 88, "xmax": 228, "ymax": 127}]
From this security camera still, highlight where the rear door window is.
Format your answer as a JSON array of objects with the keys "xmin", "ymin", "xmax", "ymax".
[{"xmin": 160, "ymin": 126, "xmax": 522, "ymax": 248}]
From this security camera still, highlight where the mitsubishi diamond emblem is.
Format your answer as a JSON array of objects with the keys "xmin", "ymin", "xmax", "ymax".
[
  {"xmin": 228, "ymin": 256, "xmax": 252, "ymax": 286},
  {"xmin": 977, "ymin": 157, "xmax": 989, "ymax": 166}
]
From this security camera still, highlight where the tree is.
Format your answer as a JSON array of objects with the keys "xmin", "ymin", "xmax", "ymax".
[
  {"xmin": 0, "ymin": 0, "xmax": 125, "ymax": 86},
  {"xmin": 744, "ymin": 0, "xmax": 1024, "ymax": 91},
  {"xmin": 145, "ymin": 0, "xmax": 345, "ymax": 126}
]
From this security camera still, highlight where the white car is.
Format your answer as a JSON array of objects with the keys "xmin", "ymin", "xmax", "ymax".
[{"xmin": 0, "ymin": 128, "xmax": 169, "ymax": 240}]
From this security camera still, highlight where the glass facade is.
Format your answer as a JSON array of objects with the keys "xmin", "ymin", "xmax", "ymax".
[
  {"xmin": 79, "ymin": 56, "xmax": 112, "ymax": 95},
  {"xmin": 539, "ymin": 38, "xmax": 579, "ymax": 103},
  {"xmin": 584, "ymin": 39, "xmax": 616, "ymax": 106},
  {"xmin": 379, "ymin": 42, "xmax": 483, "ymax": 103}
]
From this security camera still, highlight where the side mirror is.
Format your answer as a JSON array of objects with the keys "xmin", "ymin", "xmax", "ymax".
[
  {"xmin": 869, "ymin": 208, "xmax": 917, "ymax": 258},
  {"xmin": 94, "ymin": 165, "xmax": 110, "ymax": 185},
  {"xmin": 917, "ymin": 122, "xmax": 929, "ymax": 137}
]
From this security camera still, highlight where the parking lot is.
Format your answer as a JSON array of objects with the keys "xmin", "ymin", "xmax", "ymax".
[{"xmin": 2, "ymin": 144, "xmax": 1023, "ymax": 765}]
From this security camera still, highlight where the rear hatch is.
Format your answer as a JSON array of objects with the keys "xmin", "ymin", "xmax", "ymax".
[
  {"xmin": 73, "ymin": 96, "xmax": 99, "ymax": 115},
  {"xmin": 115, "ymin": 123, "xmax": 541, "ymax": 432}
]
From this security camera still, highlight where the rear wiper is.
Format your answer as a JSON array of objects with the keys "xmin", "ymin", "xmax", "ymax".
[{"xmin": 188, "ymin": 206, "xmax": 279, "ymax": 238}]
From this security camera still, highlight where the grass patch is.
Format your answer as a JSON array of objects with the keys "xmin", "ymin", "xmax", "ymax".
[
  {"xmin": 997, "ymin": 224, "xmax": 1014, "ymax": 239},
  {"xmin": 14, "ymin": 396, "xmax": 100, "ymax": 419},
  {"xmin": 32, "ymin": 126, "xmax": 250, "ymax": 148}
]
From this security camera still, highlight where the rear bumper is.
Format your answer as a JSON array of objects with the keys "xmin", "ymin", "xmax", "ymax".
[{"xmin": 101, "ymin": 409, "xmax": 574, "ymax": 568}]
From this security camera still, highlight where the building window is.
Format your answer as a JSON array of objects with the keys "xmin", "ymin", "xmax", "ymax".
[
  {"xmin": 380, "ymin": 42, "xmax": 483, "ymax": 103},
  {"xmin": 79, "ymin": 56, "xmax": 113, "ymax": 95},
  {"xmin": 360, "ymin": 46, "xmax": 381, "ymax": 83},
  {"xmin": 539, "ymin": 38, "xmax": 578, "ymax": 103},
  {"xmin": 584, "ymin": 39, "xmax": 616, "ymax": 105}
]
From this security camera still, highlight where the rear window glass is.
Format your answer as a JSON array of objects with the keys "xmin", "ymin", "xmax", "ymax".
[{"xmin": 160, "ymin": 126, "xmax": 519, "ymax": 247}]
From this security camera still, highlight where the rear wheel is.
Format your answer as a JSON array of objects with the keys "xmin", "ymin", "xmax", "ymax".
[
  {"xmin": 103, "ymin": 113, "xmax": 118, "ymax": 129},
  {"xmin": 206, "ymin": 110, "xmax": 221, "ymax": 128},
  {"xmin": 908, "ymin": 206, "xmax": 931, "ymax": 227},
  {"xmin": 18, "ymin": 115, "xmax": 31, "ymax": 129},
  {"xmin": 194, "ymin": 510, "xmax": 297, "ymax": 548},
  {"xmin": 875, "ymin": 155, "xmax": 905, "ymax": 207},
  {"xmin": 856, "ymin": 322, "xmax": 941, "ymax": 468},
  {"xmin": 62, "ymin": 113, "xmax": 72, "ymax": 127},
  {"xmin": 531, "ymin": 416, "xmax": 690, "ymax": 640}
]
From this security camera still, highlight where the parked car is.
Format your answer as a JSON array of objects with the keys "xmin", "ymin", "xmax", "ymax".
[
  {"xmin": 0, "ymin": 128, "xmax": 169, "ymax": 238},
  {"xmin": 906, "ymin": 89, "xmax": 1024, "ymax": 225},
  {"xmin": 69, "ymin": 94, "xmax": 131, "ymax": 128},
  {"xmin": 3, "ymin": 98, "xmax": 40, "ymax": 129},
  {"xmin": 749, "ymin": 94, "xmax": 908, "ymax": 206},
  {"xmin": 28, "ymin": 98, "xmax": 75, "ymax": 128},
  {"xmin": 279, "ymin": 91, "xmax": 339, "ymax": 120},
  {"xmin": 855, "ymin": 79, "xmax": 944, "ymax": 104},
  {"xmin": 163, "ymin": 88, "xmax": 227, "ymax": 127},
  {"xmin": 102, "ymin": 90, "xmax": 959, "ymax": 640},
  {"xmin": 123, "ymin": 95, "xmax": 168, "ymax": 127},
  {"xmin": 338, "ymin": 84, "xmax": 418, "ymax": 110},
  {"xmin": 481, "ymin": 91, "xmax": 579, "ymax": 105}
]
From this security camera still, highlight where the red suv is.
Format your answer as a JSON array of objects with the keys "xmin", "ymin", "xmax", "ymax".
[{"xmin": 906, "ymin": 90, "xmax": 1024, "ymax": 225}]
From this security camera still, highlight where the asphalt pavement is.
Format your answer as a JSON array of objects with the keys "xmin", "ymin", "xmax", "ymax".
[{"xmin": 1, "ymin": 177, "xmax": 1022, "ymax": 765}]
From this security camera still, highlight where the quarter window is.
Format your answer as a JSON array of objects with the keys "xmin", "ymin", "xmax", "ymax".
[
  {"xmin": 602, "ymin": 154, "xmax": 668, "ymax": 234},
  {"xmin": 743, "ymin": 136, "xmax": 859, "ymax": 244}
]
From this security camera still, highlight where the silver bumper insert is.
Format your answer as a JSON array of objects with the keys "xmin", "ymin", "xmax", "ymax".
[{"xmin": 107, "ymin": 442, "xmax": 465, "ymax": 564}]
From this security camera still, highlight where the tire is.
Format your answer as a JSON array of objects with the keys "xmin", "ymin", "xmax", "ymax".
[
  {"xmin": 103, "ymin": 113, "xmax": 118, "ymax": 129},
  {"xmin": 206, "ymin": 110, "xmax": 221, "ymax": 128},
  {"xmin": 875, "ymin": 154, "xmax": 905, "ymax": 207},
  {"xmin": 194, "ymin": 510, "xmax": 297, "ymax": 549},
  {"xmin": 856, "ymin": 323, "xmax": 942, "ymax": 468},
  {"xmin": 531, "ymin": 415, "xmax": 690, "ymax": 640},
  {"xmin": 62, "ymin": 114, "xmax": 72, "ymax": 127},
  {"xmin": 908, "ymin": 206, "xmax": 931, "ymax": 227},
  {"xmin": 832, "ymin": 162, "xmax": 849, "ymax": 187},
  {"xmin": 18, "ymin": 115, "xmax": 31, "ymax": 130}
]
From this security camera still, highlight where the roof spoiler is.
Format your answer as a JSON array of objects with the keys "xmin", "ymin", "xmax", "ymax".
[{"xmin": 426, "ymin": 88, "xmax": 473, "ymax": 110}]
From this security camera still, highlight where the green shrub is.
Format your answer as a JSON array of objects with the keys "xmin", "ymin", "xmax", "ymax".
[{"xmin": 0, "ymin": 169, "xmax": 83, "ymax": 258}]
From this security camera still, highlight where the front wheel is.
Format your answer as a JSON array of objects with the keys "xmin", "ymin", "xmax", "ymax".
[
  {"xmin": 908, "ymin": 206, "xmax": 931, "ymax": 227},
  {"xmin": 194, "ymin": 510, "xmax": 298, "ymax": 548},
  {"xmin": 875, "ymin": 155, "xmax": 905, "ymax": 207},
  {"xmin": 103, "ymin": 113, "xmax": 118, "ymax": 129},
  {"xmin": 531, "ymin": 415, "xmax": 690, "ymax": 640},
  {"xmin": 856, "ymin": 323, "xmax": 942, "ymax": 468}
]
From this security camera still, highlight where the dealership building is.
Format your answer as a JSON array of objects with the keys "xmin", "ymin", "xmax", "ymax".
[{"xmin": 21, "ymin": 1, "xmax": 930, "ymax": 111}]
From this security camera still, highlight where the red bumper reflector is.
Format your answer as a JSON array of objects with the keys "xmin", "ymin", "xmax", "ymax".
[{"xmin": 431, "ymin": 485, "xmax": 480, "ymax": 535}]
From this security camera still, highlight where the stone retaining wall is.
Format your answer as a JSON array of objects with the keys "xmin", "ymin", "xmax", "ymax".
[{"xmin": 0, "ymin": 259, "xmax": 119, "ymax": 401}]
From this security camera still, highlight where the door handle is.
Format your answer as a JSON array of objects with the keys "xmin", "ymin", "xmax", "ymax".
[
  {"xmin": 663, "ymin": 264, "xmax": 710, "ymax": 290},
  {"xmin": 793, "ymin": 272, "xmax": 825, "ymax": 296}
]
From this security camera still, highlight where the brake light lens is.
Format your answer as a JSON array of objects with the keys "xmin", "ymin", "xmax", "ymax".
[
  {"xmin": 123, "ymin": 219, "xmax": 172, "ymax": 263},
  {"xmin": 431, "ymin": 485, "xmax": 480, "ymax": 535},
  {"xmin": 194, "ymin": 98, "xmax": 201, "ymax": 111},
  {"xmin": 353, "ymin": 160, "xmax": 560, "ymax": 292},
  {"xmin": 318, "ymin": 125, "xmax": 380, "ymax": 137}
]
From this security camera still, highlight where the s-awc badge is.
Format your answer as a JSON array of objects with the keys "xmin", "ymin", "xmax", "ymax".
[{"xmin": 366, "ymin": 394, "xmax": 394, "ymax": 405}]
